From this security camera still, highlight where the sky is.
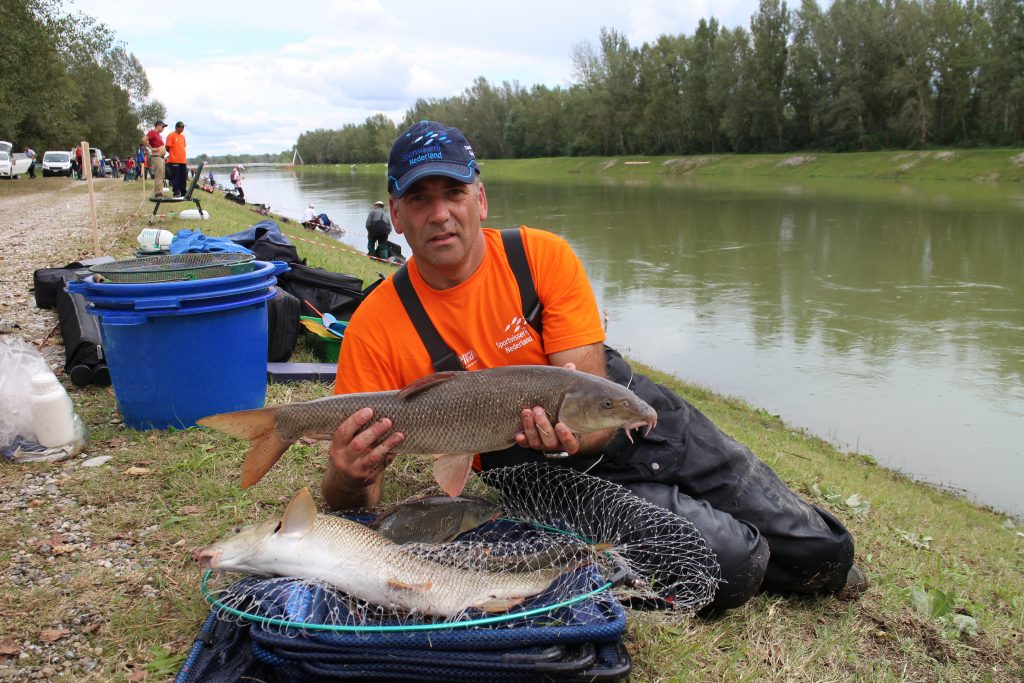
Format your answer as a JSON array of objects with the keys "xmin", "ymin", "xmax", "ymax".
[{"xmin": 71, "ymin": 0, "xmax": 763, "ymax": 156}]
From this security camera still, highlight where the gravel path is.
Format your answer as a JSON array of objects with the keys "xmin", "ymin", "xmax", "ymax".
[
  {"xmin": 0, "ymin": 179, "xmax": 144, "ymax": 364},
  {"xmin": 0, "ymin": 179, "xmax": 149, "ymax": 681}
]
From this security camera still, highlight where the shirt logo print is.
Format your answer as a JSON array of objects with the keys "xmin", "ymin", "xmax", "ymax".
[{"xmin": 496, "ymin": 315, "xmax": 535, "ymax": 354}]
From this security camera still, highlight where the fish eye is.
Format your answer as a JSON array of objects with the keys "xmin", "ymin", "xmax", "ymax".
[{"xmin": 601, "ymin": 398, "xmax": 613, "ymax": 409}]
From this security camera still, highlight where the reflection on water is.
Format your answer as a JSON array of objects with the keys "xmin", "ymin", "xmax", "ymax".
[{"xmin": 241, "ymin": 168, "xmax": 1024, "ymax": 517}]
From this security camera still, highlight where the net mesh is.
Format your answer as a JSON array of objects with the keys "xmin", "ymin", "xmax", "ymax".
[
  {"xmin": 203, "ymin": 463, "xmax": 720, "ymax": 635},
  {"xmin": 88, "ymin": 253, "xmax": 255, "ymax": 283}
]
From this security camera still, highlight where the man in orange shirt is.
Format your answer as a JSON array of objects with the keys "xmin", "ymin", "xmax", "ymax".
[
  {"xmin": 165, "ymin": 121, "xmax": 188, "ymax": 197},
  {"xmin": 325, "ymin": 121, "xmax": 864, "ymax": 612}
]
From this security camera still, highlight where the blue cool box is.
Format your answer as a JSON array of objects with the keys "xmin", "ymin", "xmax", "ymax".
[{"xmin": 68, "ymin": 260, "xmax": 289, "ymax": 430}]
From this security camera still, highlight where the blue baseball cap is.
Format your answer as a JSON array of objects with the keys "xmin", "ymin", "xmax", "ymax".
[{"xmin": 387, "ymin": 121, "xmax": 480, "ymax": 199}]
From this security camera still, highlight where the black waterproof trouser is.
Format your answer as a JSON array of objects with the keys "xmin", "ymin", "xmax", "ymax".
[
  {"xmin": 481, "ymin": 347, "xmax": 855, "ymax": 611},
  {"xmin": 367, "ymin": 231, "xmax": 390, "ymax": 259},
  {"xmin": 167, "ymin": 163, "xmax": 187, "ymax": 196}
]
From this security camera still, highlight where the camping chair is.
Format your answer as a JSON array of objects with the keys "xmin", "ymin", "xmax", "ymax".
[{"xmin": 148, "ymin": 161, "xmax": 206, "ymax": 225}]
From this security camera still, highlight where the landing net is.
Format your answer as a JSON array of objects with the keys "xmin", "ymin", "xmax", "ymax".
[{"xmin": 201, "ymin": 463, "xmax": 720, "ymax": 636}]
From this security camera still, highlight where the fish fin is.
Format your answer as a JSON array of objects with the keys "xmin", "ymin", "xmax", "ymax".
[
  {"xmin": 197, "ymin": 406, "xmax": 292, "ymax": 488},
  {"xmin": 476, "ymin": 596, "xmax": 526, "ymax": 613},
  {"xmin": 396, "ymin": 372, "xmax": 459, "ymax": 399},
  {"xmin": 431, "ymin": 453, "xmax": 475, "ymax": 497},
  {"xmin": 280, "ymin": 488, "xmax": 317, "ymax": 537},
  {"xmin": 387, "ymin": 578, "xmax": 433, "ymax": 592}
]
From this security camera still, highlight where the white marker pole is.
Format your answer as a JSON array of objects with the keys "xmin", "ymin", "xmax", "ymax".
[{"xmin": 81, "ymin": 142, "xmax": 100, "ymax": 256}]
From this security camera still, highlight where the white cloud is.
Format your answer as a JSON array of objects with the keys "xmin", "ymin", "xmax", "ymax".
[{"xmin": 69, "ymin": 0, "xmax": 761, "ymax": 154}]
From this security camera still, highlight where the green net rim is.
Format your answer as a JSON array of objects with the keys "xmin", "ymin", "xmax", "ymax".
[{"xmin": 199, "ymin": 518, "xmax": 614, "ymax": 633}]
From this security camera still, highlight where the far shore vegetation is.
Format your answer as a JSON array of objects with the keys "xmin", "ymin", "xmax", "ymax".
[{"xmin": 1, "ymin": 178, "xmax": 1019, "ymax": 680}]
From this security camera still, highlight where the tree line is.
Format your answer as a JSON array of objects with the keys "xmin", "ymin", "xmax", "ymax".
[
  {"xmin": 295, "ymin": 0, "xmax": 1023, "ymax": 164},
  {"xmin": 0, "ymin": 0, "xmax": 164, "ymax": 156}
]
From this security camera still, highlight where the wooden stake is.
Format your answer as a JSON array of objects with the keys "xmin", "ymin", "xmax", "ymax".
[{"xmin": 82, "ymin": 142, "xmax": 100, "ymax": 256}]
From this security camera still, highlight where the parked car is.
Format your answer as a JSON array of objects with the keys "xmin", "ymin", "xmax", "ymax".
[
  {"xmin": 0, "ymin": 142, "xmax": 33, "ymax": 178},
  {"xmin": 41, "ymin": 150, "xmax": 73, "ymax": 177}
]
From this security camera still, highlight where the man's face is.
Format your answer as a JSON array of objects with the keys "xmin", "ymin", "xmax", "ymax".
[
  {"xmin": 176, "ymin": 125, "xmax": 184, "ymax": 133},
  {"xmin": 391, "ymin": 176, "xmax": 488, "ymax": 278}
]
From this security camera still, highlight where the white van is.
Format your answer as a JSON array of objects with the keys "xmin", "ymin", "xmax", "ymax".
[{"xmin": 41, "ymin": 151, "xmax": 73, "ymax": 177}]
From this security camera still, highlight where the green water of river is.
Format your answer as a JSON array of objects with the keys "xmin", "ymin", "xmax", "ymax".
[{"xmin": 243, "ymin": 169, "xmax": 1024, "ymax": 516}]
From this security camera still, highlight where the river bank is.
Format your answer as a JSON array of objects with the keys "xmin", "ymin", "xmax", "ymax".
[
  {"xmin": 0, "ymin": 178, "xmax": 1020, "ymax": 681},
  {"xmin": 300, "ymin": 147, "xmax": 1024, "ymax": 185}
]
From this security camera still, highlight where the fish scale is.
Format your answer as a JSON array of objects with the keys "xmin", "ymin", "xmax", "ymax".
[{"xmin": 276, "ymin": 366, "xmax": 575, "ymax": 453}]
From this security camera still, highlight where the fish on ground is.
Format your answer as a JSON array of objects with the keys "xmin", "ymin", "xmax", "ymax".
[
  {"xmin": 195, "ymin": 488, "xmax": 577, "ymax": 617},
  {"xmin": 369, "ymin": 495, "xmax": 499, "ymax": 544},
  {"xmin": 198, "ymin": 365, "xmax": 658, "ymax": 497}
]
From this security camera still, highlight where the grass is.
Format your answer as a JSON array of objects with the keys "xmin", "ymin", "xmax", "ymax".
[
  {"xmin": 2, "ymin": 178, "xmax": 1022, "ymax": 681},
  {"xmin": 310, "ymin": 147, "xmax": 1024, "ymax": 185}
]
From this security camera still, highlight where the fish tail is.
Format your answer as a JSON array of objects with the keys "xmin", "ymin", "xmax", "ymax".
[{"xmin": 197, "ymin": 407, "xmax": 292, "ymax": 488}]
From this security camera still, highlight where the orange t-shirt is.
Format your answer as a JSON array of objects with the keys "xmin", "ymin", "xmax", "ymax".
[
  {"xmin": 335, "ymin": 226, "xmax": 604, "ymax": 394},
  {"xmin": 165, "ymin": 131, "xmax": 187, "ymax": 164}
]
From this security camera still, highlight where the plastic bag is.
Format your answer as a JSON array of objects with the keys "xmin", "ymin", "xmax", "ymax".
[
  {"xmin": 0, "ymin": 337, "xmax": 88, "ymax": 460},
  {"xmin": 0, "ymin": 337, "xmax": 50, "ymax": 446}
]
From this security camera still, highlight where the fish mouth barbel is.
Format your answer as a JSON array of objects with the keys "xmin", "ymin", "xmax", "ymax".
[
  {"xmin": 198, "ymin": 365, "xmax": 658, "ymax": 497},
  {"xmin": 195, "ymin": 488, "xmax": 583, "ymax": 617}
]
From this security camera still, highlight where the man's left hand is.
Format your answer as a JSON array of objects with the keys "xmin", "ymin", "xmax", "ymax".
[{"xmin": 514, "ymin": 407, "xmax": 580, "ymax": 454}]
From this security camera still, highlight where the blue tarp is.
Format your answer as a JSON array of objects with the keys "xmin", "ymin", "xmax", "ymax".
[{"xmin": 170, "ymin": 229, "xmax": 253, "ymax": 255}]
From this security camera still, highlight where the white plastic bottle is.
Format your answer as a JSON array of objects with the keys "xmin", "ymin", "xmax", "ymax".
[
  {"xmin": 137, "ymin": 228, "xmax": 174, "ymax": 252},
  {"xmin": 29, "ymin": 372, "xmax": 77, "ymax": 448}
]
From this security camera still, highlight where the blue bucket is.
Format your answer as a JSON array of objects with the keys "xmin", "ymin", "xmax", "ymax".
[{"xmin": 68, "ymin": 260, "xmax": 289, "ymax": 430}]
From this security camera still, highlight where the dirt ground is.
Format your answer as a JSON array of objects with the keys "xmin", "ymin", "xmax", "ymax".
[
  {"xmin": 0, "ymin": 178, "xmax": 145, "ymax": 680},
  {"xmin": 0, "ymin": 178, "xmax": 143, "ymax": 361}
]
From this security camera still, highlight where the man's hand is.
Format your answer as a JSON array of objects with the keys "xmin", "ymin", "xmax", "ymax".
[
  {"xmin": 322, "ymin": 408, "xmax": 404, "ymax": 510},
  {"xmin": 512, "ymin": 357, "xmax": 615, "ymax": 456},
  {"xmin": 514, "ymin": 405, "xmax": 581, "ymax": 454}
]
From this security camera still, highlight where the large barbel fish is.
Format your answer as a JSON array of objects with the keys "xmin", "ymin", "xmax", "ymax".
[
  {"xmin": 198, "ymin": 365, "xmax": 658, "ymax": 496},
  {"xmin": 195, "ymin": 488, "xmax": 576, "ymax": 617}
]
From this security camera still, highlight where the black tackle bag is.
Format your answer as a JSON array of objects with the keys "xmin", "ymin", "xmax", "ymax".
[
  {"xmin": 266, "ymin": 287, "xmax": 301, "ymax": 362},
  {"xmin": 277, "ymin": 263, "xmax": 383, "ymax": 323},
  {"xmin": 224, "ymin": 220, "xmax": 303, "ymax": 265},
  {"xmin": 55, "ymin": 284, "xmax": 110, "ymax": 387},
  {"xmin": 33, "ymin": 256, "xmax": 115, "ymax": 309}
]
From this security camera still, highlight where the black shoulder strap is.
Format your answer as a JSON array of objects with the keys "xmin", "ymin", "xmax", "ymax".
[
  {"xmin": 392, "ymin": 265, "xmax": 463, "ymax": 371},
  {"xmin": 393, "ymin": 229, "xmax": 543, "ymax": 373},
  {"xmin": 500, "ymin": 228, "xmax": 543, "ymax": 336}
]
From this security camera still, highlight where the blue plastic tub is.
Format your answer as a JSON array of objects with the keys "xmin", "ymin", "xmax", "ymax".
[{"xmin": 68, "ymin": 260, "xmax": 288, "ymax": 430}]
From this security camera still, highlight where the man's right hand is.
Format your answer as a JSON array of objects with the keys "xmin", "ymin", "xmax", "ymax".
[{"xmin": 322, "ymin": 408, "xmax": 404, "ymax": 510}]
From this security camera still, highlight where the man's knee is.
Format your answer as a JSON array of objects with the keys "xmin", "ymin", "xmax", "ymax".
[
  {"xmin": 760, "ymin": 506, "xmax": 855, "ymax": 595},
  {"xmin": 622, "ymin": 482, "xmax": 769, "ymax": 611}
]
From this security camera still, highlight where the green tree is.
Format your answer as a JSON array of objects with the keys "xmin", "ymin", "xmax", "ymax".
[
  {"xmin": 749, "ymin": 0, "xmax": 791, "ymax": 150},
  {"xmin": 786, "ymin": 0, "xmax": 826, "ymax": 148},
  {"xmin": 977, "ymin": 0, "xmax": 1024, "ymax": 144}
]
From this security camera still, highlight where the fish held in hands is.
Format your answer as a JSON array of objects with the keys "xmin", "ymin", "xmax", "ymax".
[
  {"xmin": 198, "ymin": 365, "xmax": 658, "ymax": 496},
  {"xmin": 195, "ymin": 488, "xmax": 575, "ymax": 617}
]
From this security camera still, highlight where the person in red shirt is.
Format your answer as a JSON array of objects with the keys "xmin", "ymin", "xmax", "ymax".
[
  {"xmin": 164, "ymin": 121, "xmax": 188, "ymax": 196},
  {"xmin": 324, "ymin": 121, "xmax": 865, "ymax": 612},
  {"xmin": 141, "ymin": 120, "xmax": 168, "ymax": 196}
]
